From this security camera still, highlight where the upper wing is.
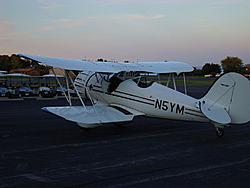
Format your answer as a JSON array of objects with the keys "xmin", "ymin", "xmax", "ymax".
[{"xmin": 18, "ymin": 54, "xmax": 193, "ymax": 74}]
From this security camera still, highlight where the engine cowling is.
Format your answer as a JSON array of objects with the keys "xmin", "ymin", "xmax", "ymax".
[{"xmin": 74, "ymin": 71, "xmax": 94, "ymax": 100}]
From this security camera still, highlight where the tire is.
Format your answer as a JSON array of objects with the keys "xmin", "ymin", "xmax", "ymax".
[{"xmin": 216, "ymin": 128, "xmax": 224, "ymax": 137}]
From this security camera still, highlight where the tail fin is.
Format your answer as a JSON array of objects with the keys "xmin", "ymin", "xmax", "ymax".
[{"xmin": 199, "ymin": 72, "xmax": 250, "ymax": 125}]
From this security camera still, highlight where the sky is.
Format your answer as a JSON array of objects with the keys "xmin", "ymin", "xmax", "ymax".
[{"xmin": 0, "ymin": 0, "xmax": 250, "ymax": 66}]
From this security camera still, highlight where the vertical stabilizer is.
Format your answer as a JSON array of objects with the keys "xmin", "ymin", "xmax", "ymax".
[{"xmin": 200, "ymin": 72, "xmax": 250, "ymax": 124}]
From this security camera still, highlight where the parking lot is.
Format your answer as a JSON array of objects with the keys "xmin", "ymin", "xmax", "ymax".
[{"xmin": 1, "ymin": 87, "xmax": 250, "ymax": 188}]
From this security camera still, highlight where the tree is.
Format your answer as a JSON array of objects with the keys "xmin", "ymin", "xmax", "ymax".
[
  {"xmin": 188, "ymin": 67, "xmax": 203, "ymax": 76},
  {"xmin": 0, "ymin": 54, "xmax": 50, "ymax": 73},
  {"xmin": 221, "ymin": 56, "xmax": 243, "ymax": 73},
  {"xmin": 10, "ymin": 54, "xmax": 21, "ymax": 69},
  {"xmin": 202, "ymin": 63, "xmax": 221, "ymax": 76},
  {"xmin": 96, "ymin": 58, "xmax": 104, "ymax": 62},
  {"xmin": 0, "ymin": 55, "xmax": 11, "ymax": 71}
]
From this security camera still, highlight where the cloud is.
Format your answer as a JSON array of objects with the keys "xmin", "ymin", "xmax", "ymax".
[
  {"xmin": 32, "ymin": 26, "xmax": 56, "ymax": 33},
  {"xmin": 211, "ymin": 1, "xmax": 243, "ymax": 5},
  {"xmin": 196, "ymin": 23, "xmax": 218, "ymax": 28},
  {"xmin": 125, "ymin": 14, "xmax": 165, "ymax": 20},
  {"xmin": 50, "ymin": 14, "xmax": 165, "ymax": 31},
  {"xmin": 92, "ymin": 0, "xmax": 199, "ymax": 5},
  {"xmin": 54, "ymin": 19, "xmax": 87, "ymax": 28},
  {"xmin": 37, "ymin": 0, "xmax": 67, "ymax": 10},
  {"xmin": 0, "ymin": 20, "xmax": 16, "ymax": 35}
]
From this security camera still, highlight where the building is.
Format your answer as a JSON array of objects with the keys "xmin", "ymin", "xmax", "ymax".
[
  {"xmin": 49, "ymin": 67, "xmax": 65, "ymax": 76},
  {"xmin": 9, "ymin": 68, "xmax": 42, "ymax": 76},
  {"xmin": 245, "ymin": 64, "xmax": 250, "ymax": 72}
]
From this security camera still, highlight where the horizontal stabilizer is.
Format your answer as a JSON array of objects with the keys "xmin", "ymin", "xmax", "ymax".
[
  {"xmin": 199, "ymin": 100, "xmax": 231, "ymax": 125},
  {"xmin": 42, "ymin": 106, "xmax": 134, "ymax": 124}
]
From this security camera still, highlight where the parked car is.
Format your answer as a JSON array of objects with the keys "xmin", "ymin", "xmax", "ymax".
[
  {"xmin": 68, "ymin": 88, "xmax": 77, "ymax": 97},
  {"xmin": 55, "ymin": 87, "xmax": 67, "ymax": 96},
  {"xmin": 18, "ymin": 86, "xmax": 33, "ymax": 97},
  {"xmin": 38, "ymin": 86, "xmax": 54, "ymax": 98},
  {"xmin": 0, "ymin": 87, "xmax": 10, "ymax": 98},
  {"xmin": 8, "ymin": 87, "xmax": 20, "ymax": 98}
]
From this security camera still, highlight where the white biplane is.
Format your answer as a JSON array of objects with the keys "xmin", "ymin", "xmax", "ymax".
[{"xmin": 19, "ymin": 54, "xmax": 250, "ymax": 137}]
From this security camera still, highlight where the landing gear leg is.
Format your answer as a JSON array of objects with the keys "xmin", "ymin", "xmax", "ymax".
[
  {"xmin": 216, "ymin": 128, "xmax": 224, "ymax": 137},
  {"xmin": 213, "ymin": 122, "xmax": 225, "ymax": 137}
]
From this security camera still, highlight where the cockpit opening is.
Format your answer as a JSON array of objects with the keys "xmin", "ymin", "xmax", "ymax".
[
  {"xmin": 108, "ymin": 75, "xmax": 122, "ymax": 93},
  {"xmin": 132, "ymin": 76, "xmax": 154, "ymax": 88}
]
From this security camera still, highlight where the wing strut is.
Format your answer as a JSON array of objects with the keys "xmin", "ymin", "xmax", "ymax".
[
  {"xmin": 67, "ymin": 71, "xmax": 88, "ymax": 112},
  {"xmin": 51, "ymin": 68, "xmax": 89, "ymax": 112},
  {"xmin": 157, "ymin": 74, "xmax": 162, "ymax": 85},
  {"xmin": 172, "ymin": 73, "xmax": 177, "ymax": 91},
  {"xmin": 183, "ymin": 73, "xmax": 187, "ymax": 95},
  {"xmin": 51, "ymin": 68, "xmax": 71, "ymax": 105},
  {"xmin": 166, "ymin": 74, "xmax": 171, "ymax": 86},
  {"xmin": 65, "ymin": 70, "xmax": 72, "ymax": 105},
  {"xmin": 85, "ymin": 85, "xmax": 101, "ymax": 124},
  {"xmin": 165, "ymin": 73, "xmax": 176, "ymax": 90}
]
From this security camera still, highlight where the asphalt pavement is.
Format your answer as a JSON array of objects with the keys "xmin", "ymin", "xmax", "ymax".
[{"xmin": 1, "ymin": 86, "xmax": 250, "ymax": 188}]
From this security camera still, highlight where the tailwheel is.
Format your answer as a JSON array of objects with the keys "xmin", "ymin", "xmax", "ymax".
[{"xmin": 216, "ymin": 128, "xmax": 224, "ymax": 137}]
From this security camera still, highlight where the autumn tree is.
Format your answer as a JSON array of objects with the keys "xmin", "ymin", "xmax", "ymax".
[{"xmin": 221, "ymin": 56, "xmax": 243, "ymax": 73}]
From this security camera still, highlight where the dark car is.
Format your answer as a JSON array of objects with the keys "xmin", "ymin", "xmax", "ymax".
[
  {"xmin": 55, "ymin": 87, "xmax": 67, "ymax": 96},
  {"xmin": 38, "ymin": 86, "xmax": 54, "ymax": 98},
  {"xmin": 0, "ymin": 87, "xmax": 10, "ymax": 98},
  {"xmin": 18, "ymin": 86, "xmax": 33, "ymax": 97}
]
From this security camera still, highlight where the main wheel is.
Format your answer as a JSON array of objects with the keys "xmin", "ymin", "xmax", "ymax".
[{"xmin": 216, "ymin": 128, "xmax": 224, "ymax": 137}]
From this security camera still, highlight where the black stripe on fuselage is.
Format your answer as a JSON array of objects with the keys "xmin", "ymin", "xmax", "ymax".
[
  {"xmin": 93, "ymin": 85, "xmax": 155, "ymax": 102},
  {"xmin": 93, "ymin": 85, "xmax": 155, "ymax": 103},
  {"xmin": 92, "ymin": 85, "xmax": 207, "ymax": 119},
  {"xmin": 115, "ymin": 90, "xmax": 155, "ymax": 102},
  {"xmin": 92, "ymin": 87, "xmax": 155, "ymax": 106},
  {"xmin": 185, "ymin": 107, "xmax": 206, "ymax": 119},
  {"xmin": 110, "ymin": 93, "xmax": 155, "ymax": 106},
  {"xmin": 185, "ymin": 112, "xmax": 207, "ymax": 118}
]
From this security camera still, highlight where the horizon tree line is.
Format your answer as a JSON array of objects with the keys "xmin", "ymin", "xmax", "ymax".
[{"xmin": 0, "ymin": 54, "xmax": 248, "ymax": 76}]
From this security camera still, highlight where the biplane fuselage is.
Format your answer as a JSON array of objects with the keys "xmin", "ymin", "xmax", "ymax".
[{"xmin": 75, "ymin": 72, "xmax": 209, "ymax": 124}]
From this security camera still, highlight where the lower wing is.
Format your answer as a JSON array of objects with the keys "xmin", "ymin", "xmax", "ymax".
[{"xmin": 42, "ymin": 105, "xmax": 137, "ymax": 125}]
